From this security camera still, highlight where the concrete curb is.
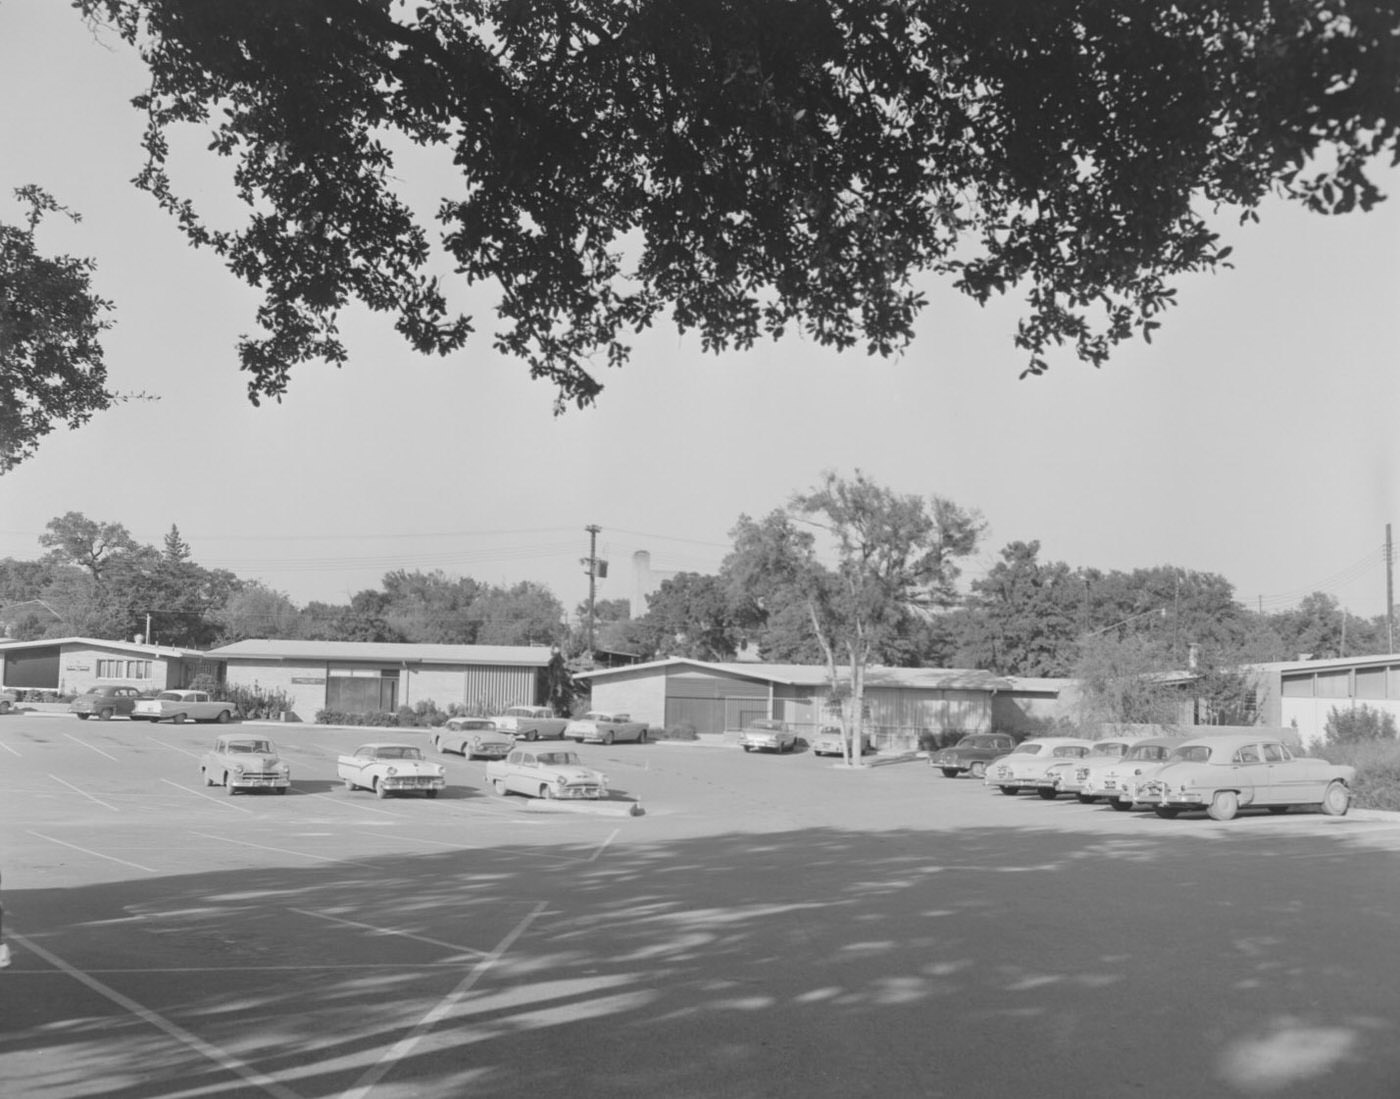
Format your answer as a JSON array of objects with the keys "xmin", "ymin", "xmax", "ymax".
[{"xmin": 520, "ymin": 798, "xmax": 644, "ymax": 817}]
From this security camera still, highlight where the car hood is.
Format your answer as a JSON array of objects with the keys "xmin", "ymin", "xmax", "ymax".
[
  {"xmin": 547, "ymin": 766, "xmax": 604, "ymax": 783},
  {"xmin": 226, "ymin": 755, "xmax": 281, "ymax": 769}
]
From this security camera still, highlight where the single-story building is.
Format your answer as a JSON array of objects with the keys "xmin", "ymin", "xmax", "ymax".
[
  {"xmin": 204, "ymin": 639, "xmax": 560, "ymax": 721},
  {"xmin": 0, "ymin": 636, "xmax": 217, "ymax": 696},
  {"xmin": 1252, "ymin": 652, "xmax": 1400, "ymax": 745},
  {"xmin": 574, "ymin": 658, "xmax": 1013, "ymax": 747}
]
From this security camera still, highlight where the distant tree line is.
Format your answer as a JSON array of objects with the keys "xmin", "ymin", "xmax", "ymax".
[{"xmin": 1, "ymin": 505, "xmax": 1391, "ymax": 683}]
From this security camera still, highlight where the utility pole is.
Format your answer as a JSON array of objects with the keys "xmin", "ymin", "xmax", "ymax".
[
  {"xmin": 584, "ymin": 525, "xmax": 601, "ymax": 655},
  {"xmin": 1387, "ymin": 523, "xmax": 1394, "ymax": 652}
]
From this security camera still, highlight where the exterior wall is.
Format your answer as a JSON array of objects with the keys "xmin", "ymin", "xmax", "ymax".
[
  {"xmin": 1262, "ymin": 658, "xmax": 1400, "ymax": 745},
  {"xmin": 225, "ymin": 660, "xmax": 330, "ymax": 721},
  {"xmin": 586, "ymin": 668, "xmax": 669, "ymax": 728},
  {"xmin": 26, "ymin": 643, "xmax": 176, "ymax": 694}
]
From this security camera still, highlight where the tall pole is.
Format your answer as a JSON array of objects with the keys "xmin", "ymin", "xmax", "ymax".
[
  {"xmin": 1387, "ymin": 523, "xmax": 1394, "ymax": 653},
  {"xmin": 585, "ymin": 524, "xmax": 601, "ymax": 655}
]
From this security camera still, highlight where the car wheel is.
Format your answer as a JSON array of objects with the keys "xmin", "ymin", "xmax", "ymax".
[
  {"xmin": 226, "ymin": 777, "xmax": 238, "ymax": 796},
  {"xmin": 434, "ymin": 737, "xmax": 444, "ymax": 754},
  {"xmin": 1110, "ymin": 797, "xmax": 1133, "ymax": 812},
  {"xmin": 540, "ymin": 783, "xmax": 555, "ymax": 799},
  {"xmin": 1037, "ymin": 787, "xmax": 1058, "ymax": 800},
  {"xmin": 492, "ymin": 779, "xmax": 507, "ymax": 796},
  {"xmin": 99, "ymin": 708, "xmax": 114, "ymax": 721},
  {"xmin": 1320, "ymin": 781, "xmax": 1351, "ymax": 817},
  {"xmin": 1077, "ymin": 793, "xmax": 1097, "ymax": 804},
  {"xmin": 742, "ymin": 744, "xmax": 752, "ymax": 752},
  {"xmin": 940, "ymin": 767, "xmax": 960, "ymax": 778},
  {"xmin": 202, "ymin": 768, "xmax": 213, "ymax": 787},
  {"xmin": 526, "ymin": 730, "xmax": 538, "ymax": 741},
  {"xmin": 968, "ymin": 762, "xmax": 986, "ymax": 779},
  {"xmin": 343, "ymin": 776, "xmax": 356, "ymax": 791},
  {"xmin": 638, "ymin": 729, "xmax": 648, "ymax": 744},
  {"xmin": 1154, "ymin": 807, "xmax": 1181, "ymax": 819},
  {"xmin": 1207, "ymin": 790, "xmax": 1239, "ymax": 821},
  {"xmin": 603, "ymin": 731, "xmax": 614, "ymax": 745},
  {"xmin": 998, "ymin": 785, "xmax": 1020, "ymax": 796},
  {"xmin": 76, "ymin": 712, "xmax": 90, "ymax": 720},
  {"xmin": 276, "ymin": 786, "xmax": 287, "ymax": 795},
  {"xmin": 424, "ymin": 789, "xmax": 438, "ymax": 799},
  {"xmin": 172, "ymin": 712, "xmax": 186, "ymax": 725},
  {"xmin": 216, "ymin": 710, "xmax": 231, "ymax": 724},
  {"xmin": 375, "ymin": 779, "xmax": 390, "ymax": 799}
]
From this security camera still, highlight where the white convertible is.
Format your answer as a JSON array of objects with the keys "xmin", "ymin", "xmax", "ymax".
[{"xmin": 337, "ymin": 743, "xmax": 446, "ymax": 799}]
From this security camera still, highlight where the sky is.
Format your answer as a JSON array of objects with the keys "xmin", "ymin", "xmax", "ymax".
[{"xmin": 2, "ymin": 1, "xmax": 1397, "ymax": 628}]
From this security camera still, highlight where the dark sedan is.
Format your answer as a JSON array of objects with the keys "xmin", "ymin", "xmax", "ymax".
[
  {"xmin": 69, "ymin": 685, "xmax": 146, "ymax": 721},
  {"xmin": 930, "ymin": 732, "xmax": 1017, "ymax": 779}
]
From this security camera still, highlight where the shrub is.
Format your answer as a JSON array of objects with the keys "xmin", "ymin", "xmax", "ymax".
[
  {"xmin": 221, "ymin": 682, "xmax": 295, "ymax": 720},
  {"xmin": 653, "ymin": 723, "xmax": 697, "ymax": 741},
  {"xmin": 1324, "ymin": 704, "xmax": 1398, "ymax": 745},
  {"xmin": 1313, "ymin": 738, "xmax": 1400, "ymax": 812}
]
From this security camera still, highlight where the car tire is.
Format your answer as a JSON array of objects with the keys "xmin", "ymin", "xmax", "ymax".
[
  {"xmin": 375, "ymin": 779, "xmax": 389, "ymax": 799},
  {"xmin": 1110, "ymin": 797, "xmax": 1133, "ymax": 811},
  {"xmin": 202, "ymin": 768, "xmax": 213, "ymax": 787},
  {"xmin": 638, "ymin": 729, "xmax": 648, "ymax": 744},
  {"xmin": 99, "ymin": 708, "xmax": 113, "ymax": 721},
  {"xmin": 603, "ymin": 731, "xmax": 614, "ymax": 745},
  {"xmin": 540, "ymin": 784, "xmax": 555, "ymax": 799},
  {"xmin": 1154, "ymin": 807, "xmax": 1181, "ymax": 819},
  {"xmin": 1077, "ymin": 793, "xmax": 1097, "ymax": 804},
  {"xmin": 226, "ymin": 778, "xmax": 238, "ymax": 796},
  {"xmin": 216, "ymin": 710, "xmax": 231, "ymax": 724},
  {"xmin": 276, "ymin": 787, "xmax": 287, "ymax": 795},
  {"xmin": 742, "ymin": 744, "xmax": 752, "ymax": 752},
  {"xmin": 172, "ymin": 712, "xmax": 186, "ymax": 725},
  {"xmin": 1320, "ymin": 781, "xmax": 1350, "ymax": 817},
  {"xmin": 434, "ymin": 737, "xmax": 445, "ymax": 754},
  {"xmin": 940, "ymin": 767, "xmax": 960, "ymax": 778},
  {"xmin": 424, "ymin": 789, "xmax": 438, "ymax": 799},
  {"xmin": 492, "ymin": 779, "xmax": 507, "ymax": 795},
  {"xmin": 76, "ymin": 712, "xmax": 90, "ymax": 720},
  {"xmin": 998, "ymin": 785, "xmax": 1020, "ymax": 796},
  {"xmin": 1037, "ymin": 787, "xmax": 1058, "ymax": 800},
  {"xmin": 1207, "ymin": 790, "xmax": 1239, "ymax": 821},
  {"xmin": 968, "ymin": 762, "xmax": 986, "ymax": 779},
  {"xmin": 526, "ymin": 730, "xmax": 538, "ymax": 741},
  {"xmin": 343, "ymin": 776, "xmax": 356, "ymax": 791}
]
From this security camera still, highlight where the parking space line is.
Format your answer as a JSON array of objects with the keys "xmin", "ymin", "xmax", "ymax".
[
  {"xmin": 289, "ymin": 908, "xmax": 489, "ymax": 958},
  {"xmin": 147, "ymin": 735, "xmax": 201, "ymax": 759},
  {"xmin": 8, "ymin": 931, "xmax": 302, "ymax": 1099},
  {"xmin": 160, "ymin": 778, "xmax": 258, "ymax": 814},
  {"xmin": 587, "ymin": 828, "xmax": 620, "ymax": 863},
  {"xmin": 192, "ymin": 831, "xmax": 379, "ymax": 868},
  {"xmin": 47, "ymin": 773, "xmax": 120, "ymax": 811},
  {"xmin": 27, "ymin": 829, "xmax": 158, "ymax": 873},
  {"xmin": 301, "ymin": 791, "xmax": 407, "ymax": 818},
  {"xmin": 0, "ymin": 738, "xmax": 22, "ymax": 756},
  {"xmin": 64, "ymin": 732, "xmax": 119, "ymax": 761},
  {"xmin": 340, "ymin": 900, "xmax": 549, "ymax": 1099}
]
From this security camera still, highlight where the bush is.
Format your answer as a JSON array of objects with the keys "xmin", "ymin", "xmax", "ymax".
[
  {"xmin": 653, "ymin": 723, "xmax": 697, "ymax": 741},
  {"xmin": 315, "ymin": 709, "xmax": 405, "ymax": 728},
  {"xmin": 1324, "ymin": 704, "xmax": 1398, "ymax": 745},
  {"xmin": 221, "ymin": 682, "xmax": 295, "ymax": 720},
  {"xmin": 1313, "ymin": 738, "xmax": 1400, "ymax": 812}
]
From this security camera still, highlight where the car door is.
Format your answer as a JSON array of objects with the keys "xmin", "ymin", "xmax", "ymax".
[
  {"xmin": 1229, "ymin": 742, "xmax": 1270, "ymax": 804},
  {"xmin": 1260, "ymin": 741, "xmax": 1313, "ymax": 804}
]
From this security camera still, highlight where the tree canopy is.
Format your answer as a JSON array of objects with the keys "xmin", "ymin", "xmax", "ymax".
[{"xmin": 71, "ymin": 0, "xmax": 1400, "ymax": 420}]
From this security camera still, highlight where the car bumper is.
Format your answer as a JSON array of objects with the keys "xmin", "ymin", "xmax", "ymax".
[
  {"xmin": 230, "ymin": 775, "xmax": 291, "ymax": 790},
  {"xmin": 381, "ymin": 776, "xmax": 446, "ymax": 791}
]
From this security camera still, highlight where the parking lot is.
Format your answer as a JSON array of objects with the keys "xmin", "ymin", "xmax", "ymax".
[{"xmin": 3, "ymin": 712, "xmax": 1400, "ymax": 1099}]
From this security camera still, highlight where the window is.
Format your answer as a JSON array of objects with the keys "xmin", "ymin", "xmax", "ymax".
[
  {"xmin": 1262, "ymin": 743, "xmax": 1287, "ymax": 763},
  {"xmin": 1234, "ymin": 745, "xmax": 1262, "ymax": 764}
]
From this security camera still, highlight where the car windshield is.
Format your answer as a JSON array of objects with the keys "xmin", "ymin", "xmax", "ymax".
[
  {"xmin": 1088, "ymin": 743, "xmax": 1126, "ymax": 757},
  {"xmin": 1010, "ymin": 743, "xmax": 1043, "ymax": 755},
  {"xmin": 750, "ymin": 721, "xmax": 782, "ymax": 731},
  {"xmin": 1171, "ymin": 745, "xmax": 1213, "ymax": 763},
  {"xmin": 536, "ymin": 751, "xmax": 582, "ymax": 766},
  {"xmin": 1127, "ymin": 744, "xmax": 1172, "ymax": 761},
  {"xmin": 229, "ymin": 740, "xmax": 272, "ymax": 753},
  {"xmin": 157, "ymin": 692, "xmax": 182, "ymax": 701},
  {"xmin": 375, "ymin": 747, "xmax": 424, "ymax": 761}
]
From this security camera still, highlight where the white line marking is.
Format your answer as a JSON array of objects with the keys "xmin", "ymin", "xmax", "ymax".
[
  {"xmin": 8, "ymin": 932, "xmax": 301, "ymax": 1099},
  {"xmin": 147, "ymin": 735, "xmax": 201, "ymax": 759},
  {"xmin": 340, "ymin": 900, "xmax": 549, "ymax": 1099},
  {"xmin": 302, "ymin": 791, "xmax": 406, "ymax": 818},
  {"xmin": 588, "ymin": 828, "xmax": 621, "ymax": 863},
  {"xmin": 64, "ymin": 732, "xmax": 119, "ymax": 760},
  {"xmin": 0, "ymin": 739, "xmax": 20, "ymax": 756},
  {"xmin": 160, "ymin": 778, "xmax": 257, "ymax": 814},
  {"xmin": 289, "ymin": 908, "xmax": 488, "ymax": 957},
  {"xmin": 26, "ymin": 830, "xmax": 158, "ymax": 873},
  {"xmin": 47, "ymin": 773, "xmax": 120, "ymax": 811},
  {"xmin": 192, "ymin": 831, "xmax": 378, "ymax": 868}
]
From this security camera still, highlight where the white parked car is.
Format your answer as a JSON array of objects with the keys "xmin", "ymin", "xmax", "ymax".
[
  {"xmin": 984, "ymin": 737, "xmax": 1095, "ymax": 795},
  {"xmin": 132, "ymin": 690, "xmax": 235, "ymax": 724},
  {"xmin": 811, "ymin": 725, "xmax": 873, "ymax": 757},
  {"xmin": 1034, "ymin": 738, "xmax": 1132, "ymax": 800},
  {"xmin": 1130, "ymin": 734, "xmax": 1354, "ymax": 820},
  {"xmin": 337, "ymin": 743, "xmax": 446, "ymax": 799},
  {"xmin": 1078, "ymin": 738, "xmax": 1182, "ymax": 808},
  {"xmin": 737, "ymin": 719, "xmax": 799, "ymax": 754},
  {"xmin": 485, "ymin": 747, "xmax": 609, "ymax": 799},
  {"xmin": 565, "ymin": 712, "xmax": 649, "ymax": 744},
  {"xmin": 200, "ymin": 735, "xmax": 291, "ymax": 794},
  {"xmin": 489, "ymin": 705, "xmax": 569, "ymax": 741},
  {"xmin": 434, "ymin": 718, "xmax": 515, "ymax": 759}
]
